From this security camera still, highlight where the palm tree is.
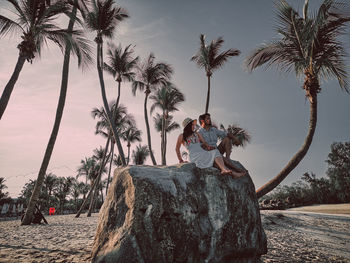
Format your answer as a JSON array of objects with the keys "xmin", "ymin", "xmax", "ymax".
[
  {"xmin": 104, "ymin": 43, "xmax": 139, "ymax": 108},
  {"xmin": 150, "ymin": 83, "xmax": 184, "ymax": 165},
  {"xmin": 122, "ymin": 126, "xmax": 142, "ymax": 165},
  {"xmin": 132, "ymin": 53, "xmax": 173, "ymax": 165},
  {"xmin": 191, "ymin": 34, "xmax": 240, "ymax": 113},
  {"xmin": 153, "ymin": 113, "xmax": 180, "ymax": 165},
  {"xmin": 245, "ymin": 0, "xmax": 349, "ymax": 198},
  {"xmin": 83, "ymin": 0, "xmax": 128, "ymax": 165},
  {"xmin": 19, "ymin": 0, "xmax": 93, "ymax": 225},
  {"xmin": 132, "ymin": 144, "xmax": 150, "ymax": 165},
  {"xmin": 0, "ymin": 0, "xmax": 91, "ymax": 119},
  {"xmin": 91, "ymin": 102, "xmax": 135, "ymax": 195}
]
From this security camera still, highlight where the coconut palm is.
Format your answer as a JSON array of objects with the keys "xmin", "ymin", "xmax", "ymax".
[
  {"xmin": 75, "ymin": 145, "xmax": 109, "ymax": 218},
  {"xmin": 91, "ymin": 102, "xmax": 135, "ymax": 195},
  {"xmin": 150, "ymin": 83, "xmax": 184, "ymax": 165},
  {"xmin": 10, "ymin": 0, "xmax": 93, "ymax": 225},
  {"xmin": 83, "ymin": 0, "xmax": 128, "ymax": 166},
  {"xmin": 132, "ymin": 144, "xmax": 150, "ymax": 165},
  {"xmin": 87, "ymin": 145, "xmax": 109, "ymax": 216},
  {"xmin": 122, "ymin": 126, "xmax": 142, "ymax": 165},
  {"xmin": 153, "ymin": 113, "xmax": 180, "ymax": 165},
  {"xmin": 104, "ymin": 43, "xmax": 139, "ymax": 108},
  {"xmin": 132, "ymin": 53, "xmax": 173, "ymax": 165},
  {"xmin": 245, "ymin": 0, "xmax": 349, "ymax": 198},
  {"xmin": 0, "ymin": 0, "xmax": 91, "ymax": 119},
  {"xmin": 191, "ymin": 34, "xmax": 240, "ymax": 113}
]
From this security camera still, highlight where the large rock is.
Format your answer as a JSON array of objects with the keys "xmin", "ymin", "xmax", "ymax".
[{"xmin": 91, "ymin": 162, "xmax": 267, "ymax": 263}]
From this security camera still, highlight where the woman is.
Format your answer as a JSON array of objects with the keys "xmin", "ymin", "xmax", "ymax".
[{"xmin": 176, "ymin": 117, "xmax": 243, "ymax": 176}]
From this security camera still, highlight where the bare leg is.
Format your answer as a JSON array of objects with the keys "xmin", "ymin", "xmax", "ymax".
[
  {"xmin": 218, "ymin": 137, "xmax": 232, "ymax": 159},
  {"xmin": 214, "ymin": 156, "xmax": 232, "ymax": 175}
]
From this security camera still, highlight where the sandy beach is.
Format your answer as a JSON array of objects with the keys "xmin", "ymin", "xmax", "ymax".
[{"xmin": 0, "ymin": 209, "xmax": 349, "ymax": 263}]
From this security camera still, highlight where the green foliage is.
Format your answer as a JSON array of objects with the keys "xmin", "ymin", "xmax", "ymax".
[
  {"xmin": 326, "ymin": 142, "xmax": 350, "ymax": 202},
  {"xmin": 0, "ymin": 177, "xmax": 10, "ymax": 203},
  {"xmin": 263, "ymin": 141, "xmax": 350, "ymax": 205}
]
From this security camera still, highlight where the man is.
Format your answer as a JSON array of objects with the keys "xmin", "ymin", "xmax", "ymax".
[{"xmin": 198, "ymin": 113, "xmax": 246, "ymax": 174}]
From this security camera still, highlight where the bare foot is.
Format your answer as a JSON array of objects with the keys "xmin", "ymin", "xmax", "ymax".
[
  {"xmin": 221, "ymin": 169, "xmax": 233, "ymax": 175},
  {"xmin": 231, "ymin": 171, "xmax": 246, "ymax": 178}
]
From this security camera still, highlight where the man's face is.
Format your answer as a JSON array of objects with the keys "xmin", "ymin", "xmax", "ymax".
[{"xmin": 204, "ymin": 115, "xmax": 211, "ymax": 126}]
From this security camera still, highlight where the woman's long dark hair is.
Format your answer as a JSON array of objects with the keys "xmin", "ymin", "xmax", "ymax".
[{"xmin": 183, "ymin": 121, "xmax": 194, "ymax": 143}]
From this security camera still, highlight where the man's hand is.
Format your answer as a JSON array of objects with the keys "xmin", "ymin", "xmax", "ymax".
[{"xmin": 201, "ymin": 144, "xmax": 216, "ymax": 151}]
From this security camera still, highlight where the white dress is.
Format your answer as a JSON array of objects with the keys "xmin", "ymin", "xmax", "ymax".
[{"xmin": 184, "ymin": 133, "xmax": 221, "ymax": 169}]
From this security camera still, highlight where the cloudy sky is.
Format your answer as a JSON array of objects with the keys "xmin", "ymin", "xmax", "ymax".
[{"xmin": 1, "ymin": 0, "xmax": 349, "ymax": 197}]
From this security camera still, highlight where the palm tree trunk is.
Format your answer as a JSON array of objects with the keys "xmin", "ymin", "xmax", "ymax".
[
  {"xmin": 21, "ymin": 7, "xmax": 78, "ymax": 225},
  {"xmin": 96, "ymin": 41, "xmax": 126, "ymax": 166},
  {"xmin": 127, "ymin": 143, "xmax": 131, "ymax": 165},
  {"xmin": 164, "ymin": 128, "xmax": 167, "ymax": 165},
  {"xmin": 105, "ymin": 138, "xmax": 114, "ymax": 196},
  {"xmin": 0, "ymin": 55, "xmax": 26, "ymax": 120},
  {"xmin": 87, "ymin": 137, "xmax": 110, "ymax": 217},
  {"xmin": 161, "ymin": 113, "xmax": 166, "ymax": 165},
  {"xmin": 75, "ymin": 175, "xmax": 99, "ymax": 218},
  {"xmin": 205, "ymin": 75, "xmax": 211, "ymax": 114},
  {"xmin": 256, "ymin": 96, "xmax": 318, "ymax": 198},
  {"xmin": 76, "ymin": 137, "xmax": 111, "ymax": 218},
  {"xmin": 116, "ymin": 80, "xmax": 121, "ymax": 109},
  {"xmin": 144, "ymin": 91, "xmax": 157, "ymax": 165}
]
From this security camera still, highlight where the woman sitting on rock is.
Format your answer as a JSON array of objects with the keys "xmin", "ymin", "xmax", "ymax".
[{"xmin": 176, "ymin": 117, "xmax": 245, "ymax": 177}]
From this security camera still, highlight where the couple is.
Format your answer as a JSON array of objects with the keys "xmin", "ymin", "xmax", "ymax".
[{"xmin": 175, "ymin": 113, "xmax": 246, "ymax": 177}]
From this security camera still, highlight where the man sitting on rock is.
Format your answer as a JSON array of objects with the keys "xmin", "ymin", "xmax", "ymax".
[{"xmin": 198, "ymin": 113, "xmax": 246, "ymax": 176}]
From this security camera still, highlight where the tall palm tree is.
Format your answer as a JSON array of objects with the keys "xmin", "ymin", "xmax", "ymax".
[
  {"xmin": 83, "ymin": 0, "xmax": 128, "ymax": 165},
  {"xmin": 104, "ymin": 43, "xmax": 139, "ymax": 108},
  {"xmin": 21, "ymin": 0, "xmax": 93, "ymax": 225},
  {"xmin": 0, "ymin": 0, "xmax": 91, "ymax": 119},
  {"xmin": 245, "ymin": 0, "xmax": 349, "ymax": 198},
  {"xmin": 150, "ymin": 83, "xmax": 184, "ymax": 165},
  {"xmin": 132, "ymin": 144, "xmax": 150, "ymax": 165},
  {"xmin": 122, "ymin": 126, "xmax": 142, "ymax": 165},
  {"xmin": 132, "ymin": 53, "xmax": 173, "ymax": 165},
  {"xmin": 191, "ymin": 34, "xmax": 240, "ymax": 113},
  {"xmin": 153, "ymin": 113, "xmax": 180, "ymax": 165}
]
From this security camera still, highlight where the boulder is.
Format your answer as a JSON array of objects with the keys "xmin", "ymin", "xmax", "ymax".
[{"xmin": 91, "ymin": 162, "xmax": 267, "ymax": 263}]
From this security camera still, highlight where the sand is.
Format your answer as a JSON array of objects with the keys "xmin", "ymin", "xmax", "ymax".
[
  {"xmin": 0, "ymin": 208, "xmax": 349, "ymax": 262},
  {"xmin": 287, "ymin": 203, "xmax": 350, "ymax": 215}
]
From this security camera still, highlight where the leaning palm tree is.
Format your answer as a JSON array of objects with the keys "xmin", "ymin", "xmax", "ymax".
[
  {"xmin": 245, "ymin": 0, "xmax": 349, "ymax": 198},
  {"xmin": 153, "ymin": 113, "xmax": 180, "ymax": 165},
  {"xmin": 132, "ymin": 144, "xmax": 150, "ymax": 165},
  {"xmin": 0, "ymin": 0, "xmax": 90, "ymax": 120},
  {"xmin": 122, "ymin": 126, "xmax": 142, "ymax": 165},
  {"xmin": 132, "ymin": 53, "xmax": 173, "ymax": 165},
  {"xmin": 191, "ymin": 34, "xmax": 240, "ymax": 113},
  {"xmin": 104, "ymin": 43, "xmax": 139, "ymax": 108},
  {"xmin": 19, "ymin": 0, "xmax": 93, "ymax": 225},
  {"xmin": 83, "ymin": 0, "xmax": 128, "ymax": 165},
  {"xmin": 150, "ymin": 83, "xmax": 184, "ymax": 165}
]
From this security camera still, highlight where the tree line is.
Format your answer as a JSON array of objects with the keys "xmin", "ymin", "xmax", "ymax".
[{"xmin": 260, "ymin": 142, "xmax": 350, "ymax": 207}]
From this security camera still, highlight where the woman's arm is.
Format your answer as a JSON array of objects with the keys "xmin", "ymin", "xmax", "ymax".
[{"xmin": 175, "ymin": 134, "xmax": 185, "ymax": 163}]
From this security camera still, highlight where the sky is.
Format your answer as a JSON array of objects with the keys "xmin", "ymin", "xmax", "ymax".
[{"xmin": 0, "ymin": 0, "xmax": 349, "ymax": 198}]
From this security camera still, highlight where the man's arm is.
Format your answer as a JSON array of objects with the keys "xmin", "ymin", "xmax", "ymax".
[{"xmin": 214, "ymin": 127, "xmax": 227, "ymax": 139}]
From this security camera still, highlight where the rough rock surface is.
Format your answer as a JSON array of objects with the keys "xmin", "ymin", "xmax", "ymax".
[{"xmin": 91, "ymin": 162, "xmax": 267, "ymax": 263}]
